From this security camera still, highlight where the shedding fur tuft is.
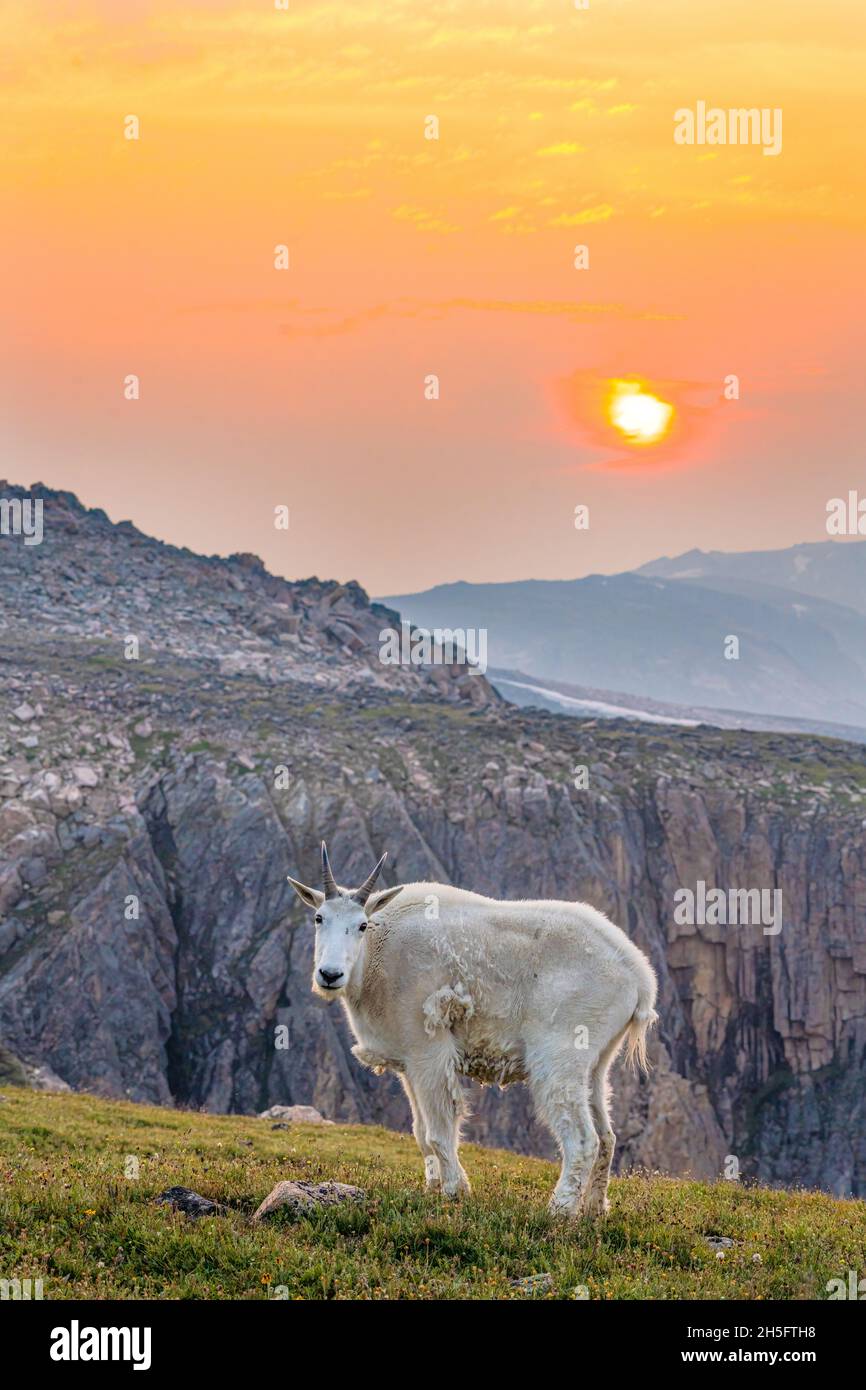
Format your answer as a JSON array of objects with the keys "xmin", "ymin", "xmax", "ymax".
[{"xmin": 624, "ymin": 1005, "xmax": 659, "ymax": 1073}]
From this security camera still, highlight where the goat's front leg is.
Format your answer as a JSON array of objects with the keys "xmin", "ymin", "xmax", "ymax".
[
  {"xmin": 400, "ymin": 1073, "xmax": 441, "ymax": 1192},
  {"xmin": 405, "ymin": 1050, "xmax": 470, "ymax": 1198}
]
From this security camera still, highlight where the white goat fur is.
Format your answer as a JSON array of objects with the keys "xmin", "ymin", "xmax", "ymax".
[{"xmin": 291, "ymin": 872, "xmax": 658, "ymax": 1218}]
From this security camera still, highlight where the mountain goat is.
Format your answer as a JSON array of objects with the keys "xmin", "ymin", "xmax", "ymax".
[{"xmin": 287, "ymin": 843, "xmax": 658, "ymax": 1218}]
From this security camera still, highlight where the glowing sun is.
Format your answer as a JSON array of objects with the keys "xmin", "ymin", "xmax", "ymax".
[{"xmin": 608, "ymin": 380, "xmax": 673, "ymax": 444}]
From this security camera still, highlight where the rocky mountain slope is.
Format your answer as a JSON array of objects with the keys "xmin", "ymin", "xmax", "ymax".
[{"xmin": 2, "ymin": 485, "xmax": 866, "ymax": 1195}]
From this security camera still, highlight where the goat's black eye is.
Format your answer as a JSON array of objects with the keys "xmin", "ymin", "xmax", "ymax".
[
  {"xmin": 314, "ymin": 915, "xmax": 323, "ymax": 925},
  {"xmin": 359, "ymin": 922, "xmax": 367, "ymax": 932}
]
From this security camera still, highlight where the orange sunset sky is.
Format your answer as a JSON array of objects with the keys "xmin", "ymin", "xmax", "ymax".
[{"xmin": 2, "ymin": 0, "xmax": 864, "ymax": 594}]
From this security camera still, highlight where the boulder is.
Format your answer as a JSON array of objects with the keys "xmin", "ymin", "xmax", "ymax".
[
  {"xmin": 257, "ymin": 1104, "xmax": 334, "ymax": 1125},
  {"xmin": 252, "ymin": 1180, "xmax": 365, "ymax": 1222},
  {"xmin": 156, "ymin": 1187, "xmax": 221, "ymax": 1219}
]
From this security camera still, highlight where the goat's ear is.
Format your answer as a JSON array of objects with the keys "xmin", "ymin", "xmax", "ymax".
[
  {"xmin": 287, "ymin": 876, "xmax": 325, "ymax": 910},
  {"xmin": 366, "ymin": 885, "xmax": 403, "ymax": 916}
]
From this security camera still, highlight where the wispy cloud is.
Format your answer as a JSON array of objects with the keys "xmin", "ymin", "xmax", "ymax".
[
  {"xmin": 536, "ymin": 142, "xmax": 585, "ymax": 157},
  {"xmin": 549, "ymin": 204, "xmax": 615, "ymax": 226}
]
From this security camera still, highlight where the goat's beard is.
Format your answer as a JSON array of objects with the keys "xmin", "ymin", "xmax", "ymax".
[{"xmin": 312, "ymin": 976, "xmax": 345, "ymax": 1001}]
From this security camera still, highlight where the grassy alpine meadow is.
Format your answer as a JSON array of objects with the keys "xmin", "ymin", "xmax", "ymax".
[{"xmin": 0, "ymin": 1086, "xmax": 862, "ymax": 1301}]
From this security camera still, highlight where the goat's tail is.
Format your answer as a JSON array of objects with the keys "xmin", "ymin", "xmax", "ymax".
[{"xmin": 624, "ymin": 972, "xmax": 659, "ymax": 1074}]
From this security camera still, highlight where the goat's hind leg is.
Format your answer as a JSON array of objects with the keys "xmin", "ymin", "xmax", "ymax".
[
  {"xmin": 583, "ymin": 1048, "xmax": 619, "ymax": 1219},
  {"xmin": 531, "ymin": 1060, "xmax": 599, "ymax": 1218}
]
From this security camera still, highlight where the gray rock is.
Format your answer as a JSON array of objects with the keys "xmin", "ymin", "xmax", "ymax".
[
  {"xmin": 252, "ymin": 1180, "xmax": 365, "ymax": 1222},
  {"xmin": 156, "ymin": 1187, "xmax": 221, "ymax": 1219},
  {"xmin": 257, "ymin": 1104, "xmax": 334, "ymax": 1125},
  {"xmin": 703, "ymin": 1235, "xmax": 735, "ymax": 1250},
  {"xmin": 72, "ymin": 764, "xmax": 99, "ymax": 788},
  {"xmin": 510, "ymin": 1273, "xmax": 553, "ymax": 1294},
  {"xmin": 24, "ymin": 1062, "xmax": 72, "ymax": 1092}
]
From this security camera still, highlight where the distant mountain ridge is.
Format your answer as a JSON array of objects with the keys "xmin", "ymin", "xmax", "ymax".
[
  {"xmin": 637, "ymin": 538, "xmax": 866, "ymax": 614},
  {"xmin": 381, "ymin": 539, "xmax": 866, "ymax": 733}
]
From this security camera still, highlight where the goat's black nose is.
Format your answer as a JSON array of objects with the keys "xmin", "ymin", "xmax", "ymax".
[{"xmin": 319, "ymin": 968, "xmax": 343, "ymax": 986}]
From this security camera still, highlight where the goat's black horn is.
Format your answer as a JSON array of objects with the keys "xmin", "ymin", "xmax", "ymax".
[
  {"xmin": 321, "ymin": 841, "xmax": 339, "ymax": 900},
  {"xmin": 352, "ymin": 852, "xmax": 387, "ymax": 906}
]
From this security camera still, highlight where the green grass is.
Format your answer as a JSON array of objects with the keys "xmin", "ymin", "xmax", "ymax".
[{"xmin": 0, "ymin": 1087, "xmax": 863, "ymax": 1300}]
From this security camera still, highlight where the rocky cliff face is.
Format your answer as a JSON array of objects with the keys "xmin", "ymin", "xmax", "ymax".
[{"xmin": 2, "ymin": 486, "xmax": 865, "ymax": 1195}]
